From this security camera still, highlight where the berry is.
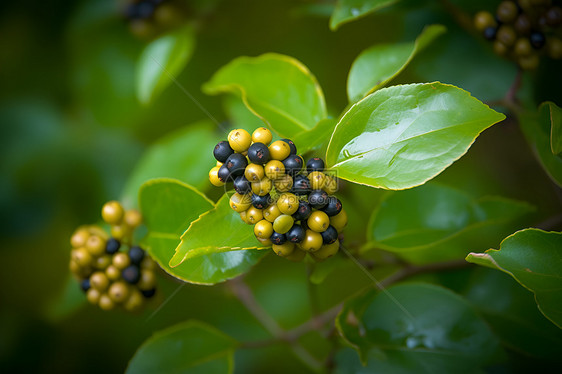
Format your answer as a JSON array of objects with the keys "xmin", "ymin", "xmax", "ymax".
[
  {"xmin": 322, "ymin": 196, "xmax": 342, "ymax": 217},
  {"xmin": 530, "ymin": 31, "xmax": 546, "ymax": 49},
  {"xmin": 99, "ymin": 294, "xmax": 115, "ymax": 310},
  {"xmin": 300, "ymin": 230, "xmax": 323, "ymax": 252},
  {"xmin": 247, "ymin": 142, "xmax": 270, "ymax": 164},
  {"xmin": 311, "ymin": 241, "xmax": 340, "ymax": 260},
  {"xmin": 251, "ymin": 177, "xmax": 272, "ymax": 196},
  {"xmin": 113, "ymin": 253, "xmax": 131, "ymax": 270},
  {"xmin": 217, "ymin": 164, "xmax": 231, "ymax": 183},
  {"xmin": 514, "ymin": 38, "xmax": 532, "ymax": 56},
  {"xmin": 547, "ymin": 37, "xmax": 562, "ymax": 59},
  {"xmin": 282, "ymin": 155, "xmax": 304, "ymax": 175},
  {"xmin": 308, "ymin": 211, "xmax": 330, "ymax": 232},
  {"xmin": 497, "ymin": 26, "xmax": 516, "ymax": 46},
  {"xmin": 124, "ymin": 289, "xmax": 144, "ymax": 312},
  {"xmin": 254, "ymin": 220, "xmax": 273, "ymax": 239},
  {"xmin": 496, "ymin": 1, "xmax": 518, "ymax": 23},
  {"xmin": 493, "ymin": 40, "xmax": 509, "ymax": 55},
  {"xmin": 292, "ymin": 175, "xmax": 311, "ymax": 196},
  {"xmin": 230, "ymin": 193, "xmax": 252, "ymax": 212},
  {"xmin": 273, "ymin": 174, "xmax": 293, "ymax": 192},
  {"xmin": 321, "ymin": 226, "xmax": 338, "ymax": 244},
  {"xmin": 209, "ymin": 166, "xmax": 224, "ymax": 187},
  {"xmin": 108, "ymin": 281, "xmax": 130, "ymax": 303},
  {"xmin": 322, "ymin": 176, "xmax": 338, "ymax": 194},
  {"xmin": 137, "ymin": 270, "xmax": 156, "ymax": 290},
  {"xmin": 483, "ymin": 26, "xmax": 497, "ymax": 40},
  {"xmin": 225, "ymin": 153, "xmax": 248, "ymax": 177},
  {"xmin": 269, "ymin": 140, "xmax": 291, "ymax": 160},
  {"xmin": 102, "ymin": 201, "xmax": 124, "ymax": 225},
  {"xmin": 128, "ymin": 246, "xmax": 145, "ymax": 265},
  {"xmin": 308, "ymin": 171, "xmax": 326, "ymax": 190},
  {"xmin": 141, "ymin": 288, "xmax": 156, "ymax": 298},
  {"xmin": 285, "ymin": 248, "xmax": 306, "ymax": 262},
  {"xmin": 270, "ymin": 231, "xmax": 287, "ymax": 245},
  {"xmin": 330, "ymin": 209, "xmax": 348, "ymax": 232},
  {"xmin": 80, "ymin": 279, "xmax": 91, "ymax": 292},
  {"xmin": 122, "ymin": 265, "xmax": 141, "ymax": 284},
  {"xmin": 287, "ymin": 225, "xmax": 306, "ymax": 243},
  {"xmin": 308, "ymin": 190, "xmax": 329, "ymax": 209},
  {"xmin": 213, "ymin": 141, "xmax": 234, "ymax": 163},
  {"xmin": 277, "ymin": 193, "xmax": 299, "ymax": 215},
  {"xmin": 306, "ymin": 157, "xmax": 324, "ymax": 172},
  {"xmin": 474, "ymin": 11, "xmax": 496, "ymax": 31},
  {"xmin": 264, "ymin": 204, "xmax": 281, "ymax": 222},
  {"xmin": 281, "ymin": 139, "xmax": 297, "ymax": 154},
  {"xmin": 86, "ymin": 235, "xmax": 106, "ymax": 256},
  {"xmin": 72, "ymin": 248, "xmax": 93, "ymax": 267},
  {"xmin": 71, "ymin": 228, "xmax": 90, "ymax": 248},
  {"xmin": 264, "ymin": 160, "xmax": 285, "ymax": 180},
  {"xmin": 251, "ymin": 193, "xmax": 272, "ymax": 209},
  {"xmin": 90, "ymin": 272, "xmax": 110, "ymax": 292},
  {"xmin": 95, "ymin": 255, "xmax": 111, "ymax": 270},
  {"xmin": 518, "ymin": 53, "xmax": 539, "ymax": 69},
  {"xmin": 292, "ymin": 200, "xmax": 312, "ymax": 221},
  {"xmin": 273, "ymin": 214, "xmax": 294, "ymax": 234},
  {"xmin": 252, "ymin": 127, "xmax": 273, "ymax": 145},
  {"xmin": 245, "ymin": 163, "xmax": 265, "ymax": 182},
  {"xmin": 228, "ymin": 129, "xmax": 252, "ymax": 152},
  {"xmin": 514, "ymin": 14, "xmax": 531, "ymax": 35},
  {"xmin": 106, "ymin": 265, "xmax": 121, "ymax": 281},
  {"xmin": 546, "ymin": 6, "xmax": 562, "ymax": 26},
  {"xmin": 105, "ymin": 238, "xmax": 120, "ymax": 254},
  {"xmin": 234, "ymin": 175, "xmax": 252, "ymax": 194},
  {"xmin": 273, "ymin": 242, "xmax": 295, "ymax": 257},
  {"xmin": 87, "ymin": 288, "xmax": 101, "ymax": 304},
  {"xmin": 246, "ymin": 207, "xmax": 264, "ymax": 224}
]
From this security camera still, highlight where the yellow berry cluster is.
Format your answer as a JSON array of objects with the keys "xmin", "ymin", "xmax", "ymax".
[
  {"xmin": 474, "ymin": 0, "xmax": 562, "ymax": 70},
  {"xmin": 208, "ymin": 127, "xmax": 348, "ymax": 262},
  {"xmin": 69, "ymin": 201, "xmax": 157, "ymax": 312}
]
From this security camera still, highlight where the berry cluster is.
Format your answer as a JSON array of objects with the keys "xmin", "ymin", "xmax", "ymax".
[
  {"xmin": 475, "ymin": 0, "xmax": 562, "ymax": 70},
  {"xmin": 69, "ymin": 201, "xmax": 157, "ymax": 312},
  {"xmin": 123, "ymin": 0, "xmax": 187, "ymax": 39},
  {"xmin": 208, "ymin": 128, "xmax": 348, "ymax": 262}
]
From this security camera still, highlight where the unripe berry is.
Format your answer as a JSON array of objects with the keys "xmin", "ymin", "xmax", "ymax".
[{"xmin": 102, "ymin": 201, "xmax": 124, "ymax": 225}]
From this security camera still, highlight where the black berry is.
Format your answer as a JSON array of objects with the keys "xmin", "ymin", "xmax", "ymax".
[
  {"xmin": 128, "ymin": 246, "xmax": 145, "ymax": 265},
  {"xmin": 483, "ymin": 26, "xmax": 497, "ymax": 41},
  {"xmin": 281, "ymin": 139, "xmax": 297, "ymax": 154},
  {"xmin": 322, "ymin": 196, "xmax": 342, "ymax": 217},
  {"xmin": 234, "ymin": 175, "xmax": 252, "ymax": 194},
  {"xmin": 252, "ymin": 193, "xmax": 271, "ymax": 209},
  {"xmin": 225, "ymin": 153, "xmax": 248, "ymax": 177},
  {"xmin": 306, "ymin": 157, "xmax": 325, "ymax": 172},
  {"xmin": 247, "ymin": 142, "xmax": 270, "ymax": 164},
  {"xmin": 105, "ymin": 238, "xmax": 120, "ymax": 255},
  {"xmin": 270, "ymin": 231, "xmax": 287, "ymax": 245},
  {"xmin": 321, "ymin": 226, "xmax": 338, "ymax": 244},
  {"xmin": 213, "ymin": 141, "xmax": 234, "ymax": 163},
  {"xmin": 292, "ymin": 200, "xmax": 312, "ymax": 221},
  {"xmin": 122, "ymin": 265, "xmax": 141, "ymax": 284},
  {"xmin": 80, "ymin": 278, "xmax": 91, "ymax": 292},
  {"xmin": 217, "ymin": 164, "xmax": 231, "ymax": 183},
  {"xmin": 308, "ymin": 190, "xmax": 329, "ymax": 209},
  {"xmin": 282, "ymin": 155, "xmax": 304, "ymax": 175},
  {"xmin": 292, "ymin": 175, "xmax": 311, "ymax": 196},
  {"xmin": 287, "ymin": 225, "xmax": 305, "ymax": 243},
  {"xmin": 142, "ymin": 288, "xmax": 156, "ymax": 298},
  {"xmin": 530, "ymin": 31, "xmax": 546, "ymax": 49}
]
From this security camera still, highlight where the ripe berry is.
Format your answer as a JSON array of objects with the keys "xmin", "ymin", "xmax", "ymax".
[
  {"xmin": 80, "ymin": 279, "xmax": 91, "ymax": 292},
  {"xmin": 247, "ymin": 142, "xmax": 270, "ymax": 164},
  {"xmin": 273, "ymin": 242, "xmax": 295, "ymax": 257},
  {"xmin": 251, "ymin": 193, "xmax": 272, "ymax": 209},
  {"xmin": 273, "ymin": 174, "xmax": 293, "ymax": 192},
  {"xmin": 483, "ymin": 26, "xmax": 497, "ymax": 40},
  {"xmin": 213, "ymin": 141, "xmax": 234, "ymax": 163},
  {"xmin": 308, "ymin": 190, "xmax": 329, "ymax": 209},
  {"xmin": 270, "ymin": 231, "xmax": 287, "ymax": 245},
  {"xmin": 245, "ymin": 163, "xmax": 265, "ymax": 182},
  {"xmin": 292, "ymin": 175, "xmax": 311, "ymax": 196},
  {"xmin": 254, "ymin": 220, "xmax": 273, "ymax": 239},
  {"xmin": 322, "ymin": 196, "xmax": 342, "ymax": 217},
  {"xmin": 273, "ymin": 214, "xmax": 294, "ymax": 234},
  {"xmin": 225, "ymin": 153, "xmax": 248, "ymax": 177},
  {"xmin": 282, "ymin": 155, "xmax": 304, "ymax": 175},
  {"xmin": 217, "ymin": 164, "xmax": 231, "ymax": 183},
  {"xmin": 277, "ymin": 193, "xmax": 299, "ymax": 215},
  {"xmin": 530, "ymin": 31, "xmax": 546, "ymax": 49},
  {"xmin": 228, "ymin": 129, "xmax": 252, "ymax": 152},
  {"xmin": 264, "ymin": 160, "xmax": 285, "ymax": 180},
  {"xmin": 102, "ymin": 201, "xmax": 124, "ymax": 225},
  {"xmin": 292, "ymin": 200, "xmax": 312, "ymax": 220},
  {"xmin": 234, "ymin": 175, "xmax": 252, "ymax": 194},
  {"xmin": 269, "ymin": 140, "xmax": 291, "ymax": 160},
  {"xmin": 128, "ymin": 246, "xmax": 145, "ymax": 265},
  {"xmin": 122, "ymin": 265, "xmax": 141, "ymax": 284},
  {"xmin": 141, "ymin": 288, "xmax": 156, "ymax": 298},
  {"xmin": 281, "ymin": 139, "xmax": 297, "ymax": 154},
  {"xmin": 252, "ymin": 127, "xmax": 273, "ymax": 145},
  {"xmin": 308, "ymin": 211, "xmax": 330, "ymax": 232},
  {"xmin": 306, "ymin": 157, "xmax": 324, "ymax": 172},
  {"xmin": 321, "ymin": 226, "xmax": 338, "ymax": 244},
  {"xmin": 287, "ymin": 225, "xmax": 305, "ymax": 243},
  {"xmin": 300, "ymin": 230, "xmax": 323, "ymax": 252}
]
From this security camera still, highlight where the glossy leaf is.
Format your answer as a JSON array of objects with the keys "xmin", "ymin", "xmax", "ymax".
[
  {"xmin": 136, "ymin": 26, "xmax": 195, "ymax": 104},
  {"xmin": 520, "ymin": 102, "xmax": 562, "ymax": 187},
  {"xmin": 139, "ymin": 179, "xmax": 266, "ymax": 285},
  {"xmin": 126, "ymin": 320, "xmax": 237, "ymax": 374},
  {"xmin": 170, "ymin": 193, "xmax": 268, "ymax": 267},
  {"xmin": 364, "ymin": 183, "xmax": 533, "ymax": 264},
  {"xmin": 347, "ymin": 25, "xmax": 446, "ymax": 103},
  {"xmin": 121, "ymin": 121, "xmax": 217, "ymax": 207},
  {"xmin": 336, "ymin": 283, "xmax": 500, "ymax": 371},
  {"xmin": 203, "ymin": 53, "xmax": 327, "ymax": 137},
  {"xmin": 330, "ymin": 0, "xmax": 399, "ymax": 30},
  {"xmin": 547, "ymin": 102, "xmax": 562, "ymax": 155},
  {"xmin": 292, "ymin": 118, "xmax": 337, "ymax": 155},
  {"xmin": 325, "ymin": 82, "xmax": 506, "ymax": 190},
  {"xmin": 466, "ymin": 228, "xmax": 562, "ymax": 328},
  {"xmin": 223, "ymin": 95, "xmax": 266, "ymax": 133}
]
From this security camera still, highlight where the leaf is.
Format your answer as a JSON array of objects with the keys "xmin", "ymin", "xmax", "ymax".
[
  {"xmin": 548, "ymin": 102, "xmax": 562, "ymax": 155},
  {"xmin": 126, "ymin": 320, "xmax": 237, "ymax": 374},
  {"xmin": 202, "ymin": 53, "xmax": 327, "ymax": 137},
  {"xmin": 325, "ymin": 82, "xmax": 506, "ymax": 190},
  {"xmin": 330, "ymin": 0, "xmax": 399, "ymax": 30},
  {"xmin": 139, "ymin": 179, "xmax": 266, "ymax": 285},
  {"xmin": 347, "ymin": 25, "xmax": 446, "ymax": 103},
  {"xmin": 121, "ymin": 121, "xmax": 218, "ymax": 207},
  {"xmin": 520, "ymin": 102, "xmax": 562, "ymax": 187},
  {"xmin": 292, "ymin": 118, "xmax": 337, "ymax": 155},
  {"xmin": 364, "ymin": 183, "xmax": 534, "ymax": 264},
  {"xmin": 136, "ymin": 26, "xmax": 196, "ymax": 104},
  {"xmin": 336, "ymin": 283, "xmax": 500, "ymax": 372},
  {"xmin": 45, "ymin": 276, "xmax": 86, "ymax": 321},
  {"xmin": 466, "ymin": 228, "xmax": 562, "ymax": 329},
  {"xmin": 170, "ymin": 193, "xmax": 268, "ymax": 267},
  {"xmin": 222, "ymin": 95, "xmax": 266, "ymax": 133}
]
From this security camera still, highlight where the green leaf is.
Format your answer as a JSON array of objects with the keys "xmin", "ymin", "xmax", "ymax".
[
  {"xmin": 466, "ymin": 228, "xmax": 562, "ymax": 329},
  {"xmin": 202, "ymin": 53, "xmax": 327, "ymax": 137},
  {"xmin": 325, "ymin": 82, "xmax": 506, "ymax": 190},
  {"xmin": 364, "ymin": 183, "xmax": 534, "ymax": 264},
  {"xmin": 292, "ymin": 118, "xmax": 337, "ymax": 155},
  {"xmin": 548, "ymin": 102, "xmax": 562, "ymax": 155},
  {"xmin": 222, "ymin": 95, "xmax": 266, "ymax": 133},
  {"xmin": 347, "ymin": 25, "xmax": 446, "ymax": 103},
  {"xmin": 330, "ymin": 0, "xmax": 399, "ymax": 30},
  {"xmin": 520, "ymin": 102, "xmax": 562, "ymax": 187},
  {"xmin": 136, "ymin": 26, "xmax": 196, "ymax": 104},
  {"xmin": 139, "ymin": 180, "xmax": 267, "ymax": 285},
  {"xmin": 170, "ymin": 193, "xmax": 268, "ymax": 267},
  {"xmin": 121, "ymin": 121, "xmax": 217, "ymax": 207},
  {"xmin": 336, "ymin": 283, "xmax": 500, "ymax": 372},
  {"xmin": 126, "ymin": 320, "xmax": 237, "ymax": 374}
]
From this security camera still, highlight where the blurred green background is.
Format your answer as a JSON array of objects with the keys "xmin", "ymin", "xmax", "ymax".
[{"xmin": 1, "ymin": 0, "xmax": 561, "ymax": 372}]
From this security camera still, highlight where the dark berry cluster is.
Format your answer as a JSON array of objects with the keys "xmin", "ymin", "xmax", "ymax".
[
  {"xmin": 123, "ymin": 0, "xmax": 187, "ymax": 39},
  {"xmin": 475, "ymin": 0, "xmax": 562, "ymax": 69},
  {"xmin": 208, "ymin": 128, "xmax": 348, "ymax": 262},
  {"xmin": 69, "ymin": 201, "xmax": 157, "ymax": 312}
]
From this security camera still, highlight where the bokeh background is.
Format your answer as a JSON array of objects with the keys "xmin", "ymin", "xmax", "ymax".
[{"xmin": 1, "ymin": 0, "xmax": 562, "ymax": 372}]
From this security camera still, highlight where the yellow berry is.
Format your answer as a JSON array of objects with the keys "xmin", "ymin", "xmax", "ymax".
[
  {"xmin": 273, "ymin": 214, "xmax": 294, "ymax": 234},
  {"xmin": 86, "ymin": 235, "xmax": 106, "ymax": 257},
  {"xmin": 246, "ymin": 207, "xmax": 264, "ymax": 224},
  {"xmin": 230, "ymin": 193, "xmax": 252, "ymax": 212},
  {"xmin": 124, "ymin": 289, "xmax": 144, "ymax": 312},
  {"xmin": 112, "ymin": 253, "xmax": 131, "ymax": 270},
  {"xmin": 209, "ymin": 166, "xmax": 225, "ymax": 186},
  {"xmin": 257, "ymin": 237, "xmax": 273, "ymax": 247},
  {"xmin": 308, "ymin": 171, "xmax": 326, "ymax": 190},
  {"xmin": 95, "ymin": 255, "xmax": 112, "ymax": 270},
  {"xmin": 285, "ymin": 249, "xmax": 307, "ymax": 262},
  {"xmin": 108, "ymin": 281, "xmax": 130, "ymax": 303},
  {"xmin": 87, "ymin": 288, "xmax": 101, "ymax": 304},
  {"xmin": 228, "ymin": 129, "xmax": 252, "ymax": 152},
  {"xmin": 330, "ymin": 209, "xmax": 348, "ymax": 232},
  {"xmin": 323, "ymin": 176, "xmax": 338, "ymax": 194},
  {"xmin": 102, "ymin": 201, "xmax": 124, "ymax": 225},
  {"xmin": 90, "ymin": 271, "xmax": 110, "ymax": 292},
  {"xmin": 98, "ymin": 293, "xmax": 115, "ymax": 311},
  {"xmin": 70, "ymin": 228, "xmax": 90, "ymax": 248},
  {"xmin": 264, "ymin": 160, "xmax": 285, "ymax": 180},
  {"xmin": 269, "ymin": 140, "xmax": 291, "ymax": 160},
  {"xmin": 277, "ymin": 193, "xmax": 299, "ymax": 215},
  {"xmin": 254, "ymin": 219, "xmax": 273, "ymax": 239},
  {"xmin": 124, "ymin": 209, "xmax": 142, "ymax": 228},
  {"xmin": 252, "ymin": 127, "xmax": 273, "ymax": 145},
  {"xmin": 72, "ymin": 248, "xmax": 93, "ymax": 267},
  {"xmin": 273, "ymin": 242, "xmax": 295, "ymax": 257},
  {"xmin": 300, "ymin": 230, "xmax": 323, "ymax": 252},
  {"xmin": 137, "ymin": 270, "xmax": 157, "ymax": 290},
  {"xmin": 106, "ymin": 265, "xmax": 121, "ymax": 281},
  {"xmin": 308, "ymin": 211, "xmax": 330, "ymax": 232},
  {"xmin": 274, "ymin": 174, "xmax": 293, "ymax": 192},
  {"xmin": 251, "ymin": 177, "xmax": 272, "ymax": 196},
  {"xmin": 311, "ymin": 241, "xmax": 340, "ymax": 261},
  {"xmin": 264, "ymin": 204, "xmax": 282, "ymax": 222},
  {"xmin": 245, "ymin": 163, "xmax": 265, "ymax": 182}
]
